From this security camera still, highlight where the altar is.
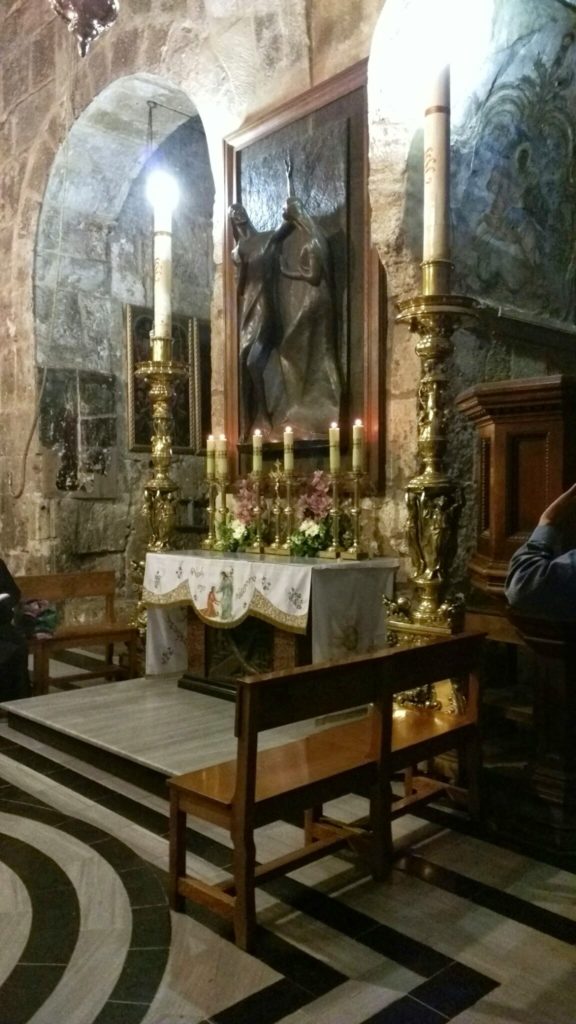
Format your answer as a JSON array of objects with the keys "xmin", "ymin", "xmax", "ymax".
[{"xmin": 143, "ymin": 551, "xmax": 399, "ymax": 677}]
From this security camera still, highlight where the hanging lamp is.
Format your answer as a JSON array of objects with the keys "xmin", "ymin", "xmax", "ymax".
[{"xmin": 49, "ymin": 0, "xmax": 120, "ymax": 57}]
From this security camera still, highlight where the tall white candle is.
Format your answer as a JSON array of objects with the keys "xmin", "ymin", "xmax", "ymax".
[
  {"xmin": 153, "ymin": 202, "xmax": 173, "ymax": 345},
  {"xmin": 215, "ymin": 435, "xmax": 228, "ymax": 480},
  {"xmin": 352, "ymin": 419, "xmax": 364, "ymax": 472},
  {"xmin": 206, "ymin": 434, "xmax": 215, "ymax": 480},
  {"xmin": 329, "ymin": 422, "xmax": 340, "ymax": 474},
  {"xmin": 423, "ymin": 64, "xmax": 450, "ymax": 286},
  {"xmin": 283, "ymin": 425, "xmax": 294, "ymax": 473},
  {"xmin": 252, "ymin": 429, "xmax": 263, "ymax": 474},
  {"xmin": 146, "ymin": 169, "xmax": 179, "ymax": 361}
]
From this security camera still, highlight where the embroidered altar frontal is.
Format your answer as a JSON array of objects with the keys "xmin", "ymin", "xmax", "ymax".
[{"xmin": 143, "ymin": 551, "xmax": 399, "ymax": 674}]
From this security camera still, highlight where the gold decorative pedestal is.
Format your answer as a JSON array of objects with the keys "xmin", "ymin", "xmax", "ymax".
[
  {"xmin": 136, "ymin": 356, "xmax": 187, "ymax": 552},
  {"xmin": 387, "ymin": 291, "xmax": 478, "ymax": 705}
]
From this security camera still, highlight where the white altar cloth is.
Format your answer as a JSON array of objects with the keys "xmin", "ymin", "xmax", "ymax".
[{"xmin": 144, "ymin": 551, "xmax": 399, "ymax": 675}]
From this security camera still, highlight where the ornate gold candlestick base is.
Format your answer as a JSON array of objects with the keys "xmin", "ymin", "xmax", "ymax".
[
  {"xmin": 249, "ymin": 475, "xmax": 264, "ymax": 553},
  {"xmin": 136, "ymin": 357, "xmax": 187, "ymax": 552},
  {"xmin": 214, "ymin": 476, "xmax": 230, "ymax": 550},
  {"xmin": 202, "ymin": 478, "xmax": 217, "ymax": 550},
  {"xmin": 281, "ymin": 472, "xmax": 295, "ymax": 555},
  {"xmin": 319, "ymin": 473, "xmax": 341, "ymax": 559},
  {"xmin": 341, "ymin": 470, "xmax": 368, "ymax": 560},
  {"xmin": 387, "ymin": 293, "xmax": 478, "ymax": 638},
  {"xmin": 265, "ymin": 461, "xmax": 288, "ymax": 556},
  {"xmin": 386, "ymin": 291, "xmax": 478, "ymax": 708}
]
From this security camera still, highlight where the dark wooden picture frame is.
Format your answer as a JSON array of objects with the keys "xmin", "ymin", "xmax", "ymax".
[
  {"xmin": 223, "ymin": 60, "xmax": 386, "ymax": 485},
  {"xmin": 125, "ymin": 304, "xmax": 211, "ymax": 454}
]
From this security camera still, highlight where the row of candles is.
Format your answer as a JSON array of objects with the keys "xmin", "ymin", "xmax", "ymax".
[{"xmin": 205, "ymin": 420, "xmax": 365, "ymax": 479}]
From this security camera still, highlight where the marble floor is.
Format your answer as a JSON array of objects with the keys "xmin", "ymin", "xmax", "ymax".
[{"xmin": 1, "ymin": 680, "xmax": 576, "ymax": 1023}]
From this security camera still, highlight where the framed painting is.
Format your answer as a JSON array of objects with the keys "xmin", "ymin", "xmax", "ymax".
[
  {"xmin": 224, "ymin": 60, "xmax": 386, "ymax": 485},
  {"xmin": 125, "ymin": 304, "xmax": 211, "ymax": 454}
]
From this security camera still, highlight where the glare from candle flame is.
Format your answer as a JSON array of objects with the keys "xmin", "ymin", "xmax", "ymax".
[{"xmin": 146, "ymin": 168, "xmax": 180, "ymax": 214}]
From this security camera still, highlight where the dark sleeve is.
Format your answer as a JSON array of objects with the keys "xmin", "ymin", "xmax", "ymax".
[
  {"xmin": 0, "ymin": 559, "xmax": 21, "ymax": 605},
  {"xmin": 505, "ymin": 524, "xmax": 576, "ymax": 619}
]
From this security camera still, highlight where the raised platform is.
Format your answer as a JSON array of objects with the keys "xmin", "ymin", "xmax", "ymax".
[{"xmin": 0, "ymin": 675, "xmax": 339, "ymax": 797}]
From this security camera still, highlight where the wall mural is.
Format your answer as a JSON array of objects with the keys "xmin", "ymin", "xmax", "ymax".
[{"xmin": 453, "ymin": 30, "xmax": 576, "ymax": 322}]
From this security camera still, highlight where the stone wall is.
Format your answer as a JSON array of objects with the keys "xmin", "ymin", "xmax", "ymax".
[{"xmin": 1, "ymin": 0, "xmax": 576, "ymax": 603}]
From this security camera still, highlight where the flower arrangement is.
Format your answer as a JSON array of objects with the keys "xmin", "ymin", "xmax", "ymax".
[
  {"xmin": 288, "ymin": 469, "xmax": 350, "ymax": 557},
  {"xmin": 210, "ymin": 469, "xmax": 353, "ymax": 557},
  {"xmin": 214, "ymin": 477, "xmax": 269, "ymax": 552}
]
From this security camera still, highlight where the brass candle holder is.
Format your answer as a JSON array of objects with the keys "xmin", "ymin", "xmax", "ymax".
[
  {"xmin": 341, "ymin": 469, "xmax": 368, "ymax": 560},
  {"xmin": 214, "ymin": 473, "xmax": 229, "ymax": 549},
  {"xmin": 136, "ymin": 348, "xmax": 187, "ymax": 552},
  {"xmin": 202, "ymin": 477, "xmax": 217, "ymax": 550},
  {"xmin": 249, "ymin": 473, "xmax": 265, "ymax": 554},
  {"xmin": 281, "ymin": 470, "xmax": 295, "ymax": 555},
  {"xmin": 319, "ymin": 472, "xmax": 341, "ymax": 559},
  {"xmin": 265, "ymin": 461, "xmax": 285, "ymax": 555}
]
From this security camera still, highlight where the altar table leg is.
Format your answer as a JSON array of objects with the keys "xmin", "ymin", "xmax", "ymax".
[{"xmin": 186, "ymin": 608, "xmax": 207, "ymax": 675}]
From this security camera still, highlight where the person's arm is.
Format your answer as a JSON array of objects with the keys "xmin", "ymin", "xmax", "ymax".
[{"xmin": 505, "ymin": 483, "xmax": 576, "ymax": 619}]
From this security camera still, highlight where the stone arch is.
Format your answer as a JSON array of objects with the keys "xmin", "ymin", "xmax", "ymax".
[{"xmin": 29, "ymin": 71, "xmax": 215, "ymax": 578}]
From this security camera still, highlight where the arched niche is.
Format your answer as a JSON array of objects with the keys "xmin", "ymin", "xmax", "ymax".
[{"xmin": 34, "ymin": 73, "xmax": 215, "ymax": 584}]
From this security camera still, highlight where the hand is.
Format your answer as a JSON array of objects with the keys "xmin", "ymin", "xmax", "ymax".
[{"xmin": 538, "ymin": 482, "xmax": 576, "ymax": 527}]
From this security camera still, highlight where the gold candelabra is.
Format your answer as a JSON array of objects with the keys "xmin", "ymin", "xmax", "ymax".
[
  {"xmin": 386, "ymin": 261, "xmax": 479, "ymax": 705},
  {"xmin": 265, "ymin": 461, "xmax": 286, "ymax": 555},
  {"xmin": 341, "ymin": 469, "xmax": 368, "ymax": 560},
  {"xmin": 249, "ymin": 472, "xmax": 265, "ymax": 554},
  {"xmin": 319, "ymin": 472, "xmax": 341, "ymax": 559},
  {"xmin": 202, "ymin": 476, "xmax": 217, "ymax": 549},
  {"xmin": 136, "ymin": 347, "xmax": 187, "ymax": 552}
]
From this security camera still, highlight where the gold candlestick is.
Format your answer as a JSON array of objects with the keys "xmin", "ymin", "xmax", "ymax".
[
  {"xmin": 214, "ymin": 476, "xmax": 229, "ymax": 549},
  {"xmin": 281, "ymin": 471, "xmax": 295, "ymax": 555},
  {"xmin": 249, "ymin": 474, "xmax": 264, "ymax": 553},
  {"xmin": 265, "ymin": 461, "xmax": 285, "ymax": 555},
  {"xmin": 136, "ymin": 355, "xmax": 187, "ymax": 552},
  {"xmin": 202, "ymin": 478, "xmax": 217, "ymax": 550},
  {"xmin": 319, "ymin": 472, "xmax": 341, "ymax": 559},
  {"xmin": 341, "ymin": 469, "xmax": 368, "ymax": 560}
]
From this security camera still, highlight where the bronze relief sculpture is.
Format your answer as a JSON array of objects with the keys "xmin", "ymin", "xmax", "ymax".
[{"xmin": 230, "ymin": 162, "xmax": 342, "ymax": 442}]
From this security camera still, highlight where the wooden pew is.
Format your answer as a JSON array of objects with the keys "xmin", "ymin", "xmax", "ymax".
[
  {"xmin": 15, "ymin": 571, "xmax": 139, "ymax": 695},
  {"xmin": 168, "ymin": 631, "xmax": 484, "ymax": 950}
]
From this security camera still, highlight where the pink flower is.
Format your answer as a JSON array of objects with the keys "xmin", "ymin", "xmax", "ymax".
[{"xmin": 296, "ymin": 470, "xmax": 332, "ymax": 522}]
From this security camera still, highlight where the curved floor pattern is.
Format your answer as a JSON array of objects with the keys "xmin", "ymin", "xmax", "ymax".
[
  {"xmin": 0, "ymin": 790, "xmax": 171, "ymax": 1024},
  {"xmin": 2, "ymin": 723, "xmax": 576, "ymax": 1024}
]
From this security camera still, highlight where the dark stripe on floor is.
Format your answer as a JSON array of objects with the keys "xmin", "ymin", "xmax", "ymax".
[
  {"xmin": 0, "ymin": 789, "xmax": 172, "ymax": 1024},
  {"xmin": 0, "ymin": 833, "xmax": 80, "ymax": 1024},
  {"xmin": 398, "ymin": 852, "xmax": 576, "ymax": 944}
]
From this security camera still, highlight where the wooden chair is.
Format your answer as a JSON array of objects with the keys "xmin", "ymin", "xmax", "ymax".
[
  {"xmin": 15, "ymin": 571, "xmax": 139, "ymax": 695},
  {"xmin": 168, "ymin": 631, "xmax": 484, "ymax": 950}
]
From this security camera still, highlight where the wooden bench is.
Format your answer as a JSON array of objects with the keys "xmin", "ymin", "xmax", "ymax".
[
  {"xmin": 168, "ymin": 631, "xmax": 484, "ymax": 950},
  {"xmin": 15, "ymin": 571, "xmax": 139, "ymax": 695}
]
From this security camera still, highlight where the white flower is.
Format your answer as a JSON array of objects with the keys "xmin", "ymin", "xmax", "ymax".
[
  {"xmin": 300, "ymin": 518, "xmax": 320, "ymax": 537},
  {"xmin": 231, "ymin": 518, "xmax": 247, "ymax": 541}
]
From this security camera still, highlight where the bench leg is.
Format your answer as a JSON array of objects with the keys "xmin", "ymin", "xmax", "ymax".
[
  {"xmin": 33, "ymin": 648, "xmax": 50, "ymax": 696},
  {"xmin": 232, "ymin": 827, "xmax": 257, "ymax": 952},
  {"xmin": 304, "ymin": 805, "xmax": 323, "ymax": 844},
  {"xmin": 460, "ymin": 736, "xmax": 482, "ymax": 821},
  {"xmin": 127, "ymin": 638, "xmax": 139, "ymax": 679},
  {"xmin": 369, "ymin": 779, "xmax": 394, "ymax": 881},
  {"xmin": 168, "ymin": 791, "xmax": 187, "ymax": 913}
]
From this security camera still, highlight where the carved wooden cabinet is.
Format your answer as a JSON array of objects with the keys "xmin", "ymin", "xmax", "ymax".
[
  {"xmin": 457, "ymin": 375, "xmax": 576, "ymax": 851},
  {"xmin": 455, "ymin": 374, "xmax": 576, "ymax": 596}
]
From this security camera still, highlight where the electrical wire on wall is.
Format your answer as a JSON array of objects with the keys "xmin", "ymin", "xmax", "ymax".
[{"xmin": 9, "ymin": 36, "xmax": 80, "ymax": 500}]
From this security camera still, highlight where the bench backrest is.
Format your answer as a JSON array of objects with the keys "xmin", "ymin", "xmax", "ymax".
[
  {"xmin": 14, "ymin": 571, "xmax": 117, "ymax": 621},
  {"xmin": 234, "ymin": 631, "xmax": 484, "ymax": 735},
  {"xmin": 226, "ymin": 632, "xmax": 484, "ymax": 806}
]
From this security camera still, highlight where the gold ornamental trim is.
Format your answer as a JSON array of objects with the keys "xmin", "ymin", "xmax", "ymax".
[{"xmin": 142, "ymin": 583, "xmax": 308, "ymax": 633}]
